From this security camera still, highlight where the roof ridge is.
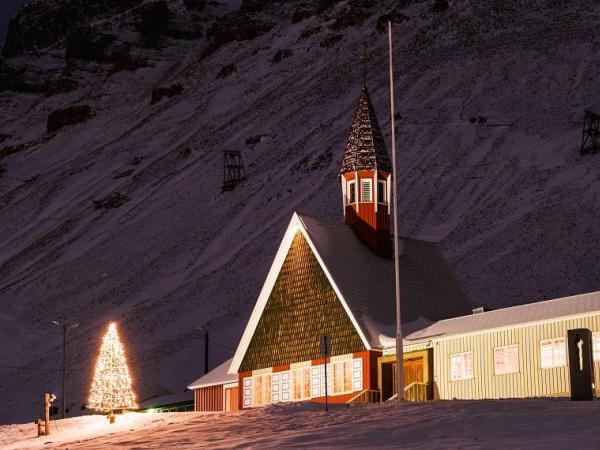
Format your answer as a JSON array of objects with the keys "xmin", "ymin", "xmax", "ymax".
[{"xmin": 431, "ymin": 290, "xmax": 600, "ymax": 325}]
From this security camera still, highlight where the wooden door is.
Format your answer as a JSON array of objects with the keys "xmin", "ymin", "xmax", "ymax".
[
  {"xmin": 225, "ymin": 387, "xmax": 239, "ymax": 411},
  {"xmin": 386, "ymin": 357, "xmax": 424, "ymax": 397},
  {"xmin": 403, "ymin": 357, "xmax": 424, "ymax": 386}
]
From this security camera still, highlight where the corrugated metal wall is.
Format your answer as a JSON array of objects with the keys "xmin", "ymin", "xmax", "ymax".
[
  {"xmin": 195, "ymin": 385, "xmax": 224, "ymax": 411},
  {"xmin": 433, "ymin": 314, "xmax": 600, "ymax": 399}
]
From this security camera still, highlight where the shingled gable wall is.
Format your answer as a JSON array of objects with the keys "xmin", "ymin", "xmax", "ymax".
[{"xmin": 239, "ymin": 232, "xmax": 366, "ymax": 372}]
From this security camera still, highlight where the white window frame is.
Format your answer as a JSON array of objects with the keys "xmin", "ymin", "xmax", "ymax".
[
  {"xmin": 540, "ymin": 337, "xmax": 567, "ymax": 369},
  {"xmin": 593, "ymin": 333, "xmax": 600, "ymax": 361},
  {"xmin": 347, "ymin": 180, "xmax": 356, "ymax": 204},
  {"xmin": 450, "ymin": 351, "xmax": 474, "ymax": 381},
  {"xmin": 243, "ymin": 377, "xmax": 252, "ymax": 408},
  {"xmin": 360, "ymin": 179, "xmax": 372, "ymax": 202},
  {"xmin": 494, "ymin": 345, "xmax": 519, "ymax": 375}
]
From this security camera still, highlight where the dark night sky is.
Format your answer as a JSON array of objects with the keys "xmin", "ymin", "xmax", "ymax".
[{"xmin": 0, "ymin": 0, "xmax": 29, "ymax": 42}]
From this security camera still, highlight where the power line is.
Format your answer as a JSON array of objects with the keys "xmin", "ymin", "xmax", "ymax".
[{"xmin": 210, "ymin": 339, "xmax": 236, "ymax": 351}]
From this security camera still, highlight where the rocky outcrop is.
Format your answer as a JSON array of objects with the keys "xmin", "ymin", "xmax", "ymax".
[
  {"xmin": 0, "ymin": 62, "xmax": 78, "ymax": 94},
  {"xmin": 2, "ymin": 0, "xmax": 139, "ymax": 57},
  {"xmin": 137, "ymin": 1, "xmax": 171, "ymax": 48},
  {"xmin": 47, "ymin": 105, "xmax": 93, "ymax": 133},
  {"xmin": 65, "ymin": 27, "xmax": 116, "ymax": 63}
]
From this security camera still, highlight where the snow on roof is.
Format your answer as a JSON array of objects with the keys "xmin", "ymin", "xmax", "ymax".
[
  {"xmin": 187, "ymin": 358, "xmax": 237, "ymax": 390},
  {"xmin": 339, "ymin": 86, "xmax": 392, "ymax": 174},
  {"xmin": 298, "ymin": 214, "xmax": 473, "ymax": 347},
  {"xmin": 404, "ymin": 291, "xmax": 600, "ymax": 343},
  {"xmin": 229, "ymin": 213, "xmax": 472, "ymax": 373}
]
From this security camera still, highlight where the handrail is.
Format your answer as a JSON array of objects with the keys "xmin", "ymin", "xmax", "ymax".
[
  {"xmin": 346, "ymin": 389, "xmax": 381, "ymax": 404},
  {"xmin": 404, "ymin": 381, "xmax": 428, "ymax": 391},
  {"xmin": 404, "ymin": 381, "xmax": 431, "ymax": 402},
  {"xmin": 347, "ymin": 389, "xmax": 370, "ymax": 404},
  {"xmin": 385, "ymin": 382, "xmax": 431, "ymax": 402},
  {"xmin": 385, "ymin": 393, "xmax": 398, "ymax": 402}
]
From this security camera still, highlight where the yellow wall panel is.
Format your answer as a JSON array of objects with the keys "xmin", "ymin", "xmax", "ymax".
[{"xmin": 433, "ymin": 314, "xmax": 600, "ymax": 399}]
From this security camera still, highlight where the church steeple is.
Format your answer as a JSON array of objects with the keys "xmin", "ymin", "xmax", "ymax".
[{"xmin": 339, "ymin": 86, "xmax": 392, "ymax": 256}]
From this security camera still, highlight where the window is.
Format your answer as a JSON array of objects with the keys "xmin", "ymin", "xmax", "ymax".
[
  {"xmin": 292, "ymin": 367, "xmax": 311, "ymax": 401},
  {"xmin": 271, "ymin": 371, "xmax": 290, "ymax": 403},
  {"xmin": 377, "ymin": 181, "xmax": 386, "ymax": 203},
  {"xmin": 450, "ymin": 352, "xmax": 474, "ymax": 381},
  {"xmin": 310, "ymin": 357, "xmax": 362, "ymax": 397},
  {"xmin": 540, "ymin": 338, "xmax": 566, "ymax": 368},
  {"xmin": 494, "ymin": 345, "xmax": 519, "ymax": 375},
  {"xmin": 361, "ymin": 179, "xmax": 372, "ymax": 202},
  {"xmin": 348, "ymin": 180, "xmax": 356, "ymax": 204},
  {"xmin": 332, "ymin": 360, "xmax": 354, "ymax": 394},
  {"xmin": 594, "ymin": 333, "xmax": 600, "ymax": 361},
  {"xmin": 252, "ymin": 374, "xmax": 272, "ymax": 406}
]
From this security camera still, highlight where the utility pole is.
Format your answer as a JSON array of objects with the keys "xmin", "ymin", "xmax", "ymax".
[
  {"xmin": 388, "ymin": 20, "xmax": 404, "ymax": 401},
  {"xmin": 52, "ymin": 320, "xmax": 79, "ymax": 419},
  {"xmin": 197, "ymin": 325, "xmax": 209, "ymax": 374}
]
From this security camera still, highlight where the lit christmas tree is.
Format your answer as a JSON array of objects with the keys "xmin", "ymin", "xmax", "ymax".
[{"xmin": 88, "ymin": 322, "xmax": 137, "ymax": 415}]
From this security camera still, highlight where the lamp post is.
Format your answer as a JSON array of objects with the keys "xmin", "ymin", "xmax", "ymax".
[
  {"xmin": 52, "ymin": 320, "xmax": 79, "ymax": 419},
  {"xmin": 197, "ymin": 325, "xmax": 209, "ymax": 374}
]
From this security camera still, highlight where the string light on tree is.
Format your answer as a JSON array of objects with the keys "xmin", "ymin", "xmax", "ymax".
[{"xmin": 88, "ymin": 322, "xmax": 136, "ymax": 419}]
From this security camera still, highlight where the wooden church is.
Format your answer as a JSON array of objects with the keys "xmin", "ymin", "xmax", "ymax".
[{"xmin": 188, "ymin": 84, "xmax": 473, "ymax": 409}]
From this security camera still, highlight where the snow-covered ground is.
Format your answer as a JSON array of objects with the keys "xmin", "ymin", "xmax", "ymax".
[
  {"xmin": 1, "ymin": 399, "xmax": 600, "ymax": 449},
  {"xmin": 2, "ymin": 0, "xmax": 600, "ymax": 425}
]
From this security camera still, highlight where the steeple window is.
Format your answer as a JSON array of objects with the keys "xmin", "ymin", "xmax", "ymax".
[
  {"xmin": 361, "ymin": 179, "xmax": 372, "ymax": 202},
  {"xmin": 348, "ymin": 180, "xmax": 356, "ymax": 204},
  {"xmin": 378, "ymin": 180, "xmax": 386, "ymax": 204}
]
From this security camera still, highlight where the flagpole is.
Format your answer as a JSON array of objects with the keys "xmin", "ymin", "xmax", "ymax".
[{"xmin": 388, "ymin": 20, "xmax": 404, "ymax": 401}]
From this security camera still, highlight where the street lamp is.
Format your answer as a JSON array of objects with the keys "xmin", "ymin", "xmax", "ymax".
[{"xmin": 52, "ymin": 320, "xmax": 79, "ymax": 419}]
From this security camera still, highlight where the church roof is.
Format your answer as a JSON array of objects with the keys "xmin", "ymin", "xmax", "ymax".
[
  {"xmin": 339, "ymin": 87, "xmax": 393, "ymax": 174},
  {"xmin": 229, "ymin": 213, "xmax": 472, "ymax": 373},
  {"xmin": 298, "ymin": 214, "xmax": 473, "ymax": 346}
]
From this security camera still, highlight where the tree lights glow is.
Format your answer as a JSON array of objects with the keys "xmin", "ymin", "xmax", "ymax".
[{"xmin": 88, "ymin": 322, "xmax": 137, "ymax": 413}]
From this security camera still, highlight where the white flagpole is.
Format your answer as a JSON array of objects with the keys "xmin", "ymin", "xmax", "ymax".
[{"xmin": 388, "ymin": 20, "xmax": 404, "ymax": 401}]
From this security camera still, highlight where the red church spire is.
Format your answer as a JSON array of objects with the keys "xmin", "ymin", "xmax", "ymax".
[{"xmin": 340, "ymin": 86, "xmax": 392, "ymax": 256}]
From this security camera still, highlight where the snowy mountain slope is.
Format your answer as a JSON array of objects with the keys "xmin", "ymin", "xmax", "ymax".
[{"xmin": 1, "ymin": 0, "xmax": 600, "ymax": 423}]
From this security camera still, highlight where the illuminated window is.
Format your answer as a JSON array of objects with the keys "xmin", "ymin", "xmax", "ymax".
[
  {"xmin": 593, "ymin": 333, "xmax": 600, "ymax": 361},
  {"xmin": 494, "ymin": 345, "xmax": 519, "ymax": 375},
  {"xmin": 348, "ymin": 180, "xmax": 356, "ymax": 204},
  {"xmin": 252, "ymin": 373, "xmax": 272, "ymax": 406},
  {"xmin": 361, "ymin": 179, "xmax": 372, "ymax": 202},
  {"xmin": 332, "ymin": 360, "xmax": 354, "ymax": 394},
  {"xmin": 292, "ymin": 367, "xmax": 311, "ymax": 401},
  {"xmin": 450, "ymin": 352, "xmax": 473, "ymax": 381},
  {"xmin": 540, "ymin": 338, "xmax": 566, "ymax": 368},
  {"xmin": 311, "ymin": 357, "xmax": 362, "ymax": 396}
]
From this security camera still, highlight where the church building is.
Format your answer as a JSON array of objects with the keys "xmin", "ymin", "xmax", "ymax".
[{"xmin": 188, "ymin": 84, "xmax": 473, "ymax": 409}]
